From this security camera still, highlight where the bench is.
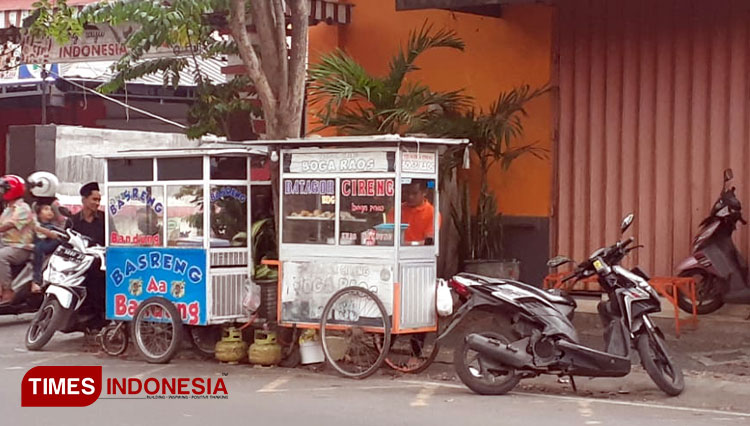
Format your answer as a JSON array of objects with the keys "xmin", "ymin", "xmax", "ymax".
[{"xmin": 543, "ymin": 273, "xmax": 698, "ymax": 337}]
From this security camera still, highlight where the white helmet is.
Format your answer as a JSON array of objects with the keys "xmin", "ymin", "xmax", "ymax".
[{"xmin": 27, "ymin": 171, "xmax": 59, "ymax": 197}]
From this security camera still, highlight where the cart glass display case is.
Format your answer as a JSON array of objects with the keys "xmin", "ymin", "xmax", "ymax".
[
  {"xmin": 102, "ymin": 147, "xmax": 270, "ymax": 325},
  {"xmin": 251, "ymin": 135, "xmax": 467, "ymax": 333}
]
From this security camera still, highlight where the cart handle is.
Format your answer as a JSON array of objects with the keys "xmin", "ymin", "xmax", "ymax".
[{"xmin": 261, "ymin": 259, "xmax": 280, "ymax": 267}]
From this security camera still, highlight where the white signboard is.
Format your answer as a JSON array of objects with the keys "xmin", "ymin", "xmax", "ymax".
[
  {"xmin": 401, "ymin": 152, "xmax": 436, "ymax": 174},
  {"xmin": 289, "ymin": 152, "xmax": 389, "ymax": 174},
  {"xmin": 19, "ymin": 24, "xmax": 181, "ymax": 64},
  {"xmin": 281, "ymin": 261, "xmax": 394, "ymax": 323}
]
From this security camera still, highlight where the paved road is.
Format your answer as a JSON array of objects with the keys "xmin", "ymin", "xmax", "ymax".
[{"xmin": 1, "ymin": 314, "xmax": 749, "ymax": 426}]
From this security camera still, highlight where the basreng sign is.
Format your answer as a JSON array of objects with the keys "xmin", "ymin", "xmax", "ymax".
[{"xmin": 106, "ymin": 247, "xmax": 207, "ymax": 325}]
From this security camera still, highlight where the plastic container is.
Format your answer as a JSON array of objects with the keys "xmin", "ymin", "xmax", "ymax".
[
  {"xmin": 298, "ymin": 329, "xmax": 325, "ymax": 364},
  {"xmin": 374, "ymin": 223, "xmax": 409, "ymax": 245},
  {"xmin": 299, "ymin": 341, "xmax": 325, "ymax": 364}
]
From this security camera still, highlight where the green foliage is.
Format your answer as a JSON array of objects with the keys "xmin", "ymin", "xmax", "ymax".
[
  {"xmin": 251, "ymin": 218, "xmax": 278, "ymax": 280},
  {"xmin": 307, "ymin": 21, "xmax": 550, "ymax": 264},
  {"xmin": 28, "ymin": 0, "xmax": 249, "ymax": 139},
  {"xmin": 29, "ymin": 0, "xmax": 83, "ymax": 44},
  {"xmin": 440, "ymin": 84, "xmax": 550, "ymax": 264},
  {"xmin": 308, "ymin": 21, "xmax": 470, "ymax": 135}
]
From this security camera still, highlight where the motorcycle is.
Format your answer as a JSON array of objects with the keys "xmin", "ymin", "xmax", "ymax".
[
  {"xmin": 25, "ymin": 227, "xmax": 106, "ymax": 350},
  {"xmin": 676, "ymin": 168, "xmax": 750, "ymax": 314},
  {"xmin": 439, "ymin": 214, "xmax": 684, "ymax": 396},
  {"xmin": 0, "ymin": 171, "xmax": 65, "ymax": 315}
]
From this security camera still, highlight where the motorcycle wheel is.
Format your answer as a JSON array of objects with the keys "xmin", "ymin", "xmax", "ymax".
[
  {"xmin": 131, "ymin": 297, "xmax": 183, "ymax": 364},
  {"xmin": 677, "ymin": 269, "xmax": 724, "ymax": 315},
  {"xmin": 25, "ymin": 298, "xmax": 64, "ymax": 351},
  {"xmin": 637, "ymin": 329, "xmax": 684, "ymax": 396},
  {"xmin": 100, "ymin": 322, "xmax": 129, "ymax": 356},
  {"xmin": 454, "ymin": 331, "xmax": 521, "ymax": 395}
]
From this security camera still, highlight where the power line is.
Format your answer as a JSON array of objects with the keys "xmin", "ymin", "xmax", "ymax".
[{"xmin": 47, "ymin": 69, "xmax": 188, "ymax": 130}]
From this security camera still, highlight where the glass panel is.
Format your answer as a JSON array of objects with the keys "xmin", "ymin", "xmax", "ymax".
[
  {"xmin": 108, "ymin": 159, "xmax": 153, "ymax": 181},
  {"xmin": 398, "ymin": 178, "xmax": 438, "ymax": 246},
  {"xmin": 251, "ymin": 185, "xmax": 276, "ymax": 278},
  {"xmin": 282, "ymin": 178, "xmax": 335, "ymax": 244},
  {"xmin": 250, "ymin": 156, "xmax": 271, "ymax": 181},
  {"xmin": 210, "ymin": 156, "xmax": 247, "ymax": 180},
  {"xmin": 108, "ymin": 186, "xmax": 164, "ymax": 246},
  {"xmin": 209, "ymin": 185, "xmax": 248, "ymax": 247},
  {"xmin": 166, "ymin": 185, "xmax": 204, "ymax": 247},
  {"xmin": 340, "ymin": 178, "xmax": 396, "ymax": 246},
  {"xmin": 157, "ymin": 157, "xmax": 203, "ymax": 180}
]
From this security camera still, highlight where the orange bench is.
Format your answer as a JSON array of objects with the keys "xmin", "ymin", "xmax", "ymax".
[{"xmin": 543, "ymin": 273, "xmax": 698, "ymax": 337}]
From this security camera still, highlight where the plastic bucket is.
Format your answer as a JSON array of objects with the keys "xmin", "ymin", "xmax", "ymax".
[{"xmin": 299, "ymin": 340, "xmax": 325, "ymax": 364}]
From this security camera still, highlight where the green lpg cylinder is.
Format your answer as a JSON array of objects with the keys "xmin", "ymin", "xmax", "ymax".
[
  {"xmin": 248, "ymin": 330, "xmax": 282, "ymax": 366},
  {"xmin": 214, "ymin": 327, "xmax": 248, "ymax": 364}
]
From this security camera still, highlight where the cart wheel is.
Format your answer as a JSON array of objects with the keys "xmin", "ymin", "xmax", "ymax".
[
  {"xmin": 131, "ymin": 297, "xmax": 183, "ymax": 364},
  {"xmin": 99, "ymin": 322, "xmax": 129, "ymax": 356},
  {"xmin": 320, "ymin": 286, "xmax": 390, "ymax": 379},
  {"xmin": 377, "ymin": 332, "xmax": 440, "ymax": 374},
  {"xmin": 189, "ymin": 325, "xmax": 223, "ymax": 357}
]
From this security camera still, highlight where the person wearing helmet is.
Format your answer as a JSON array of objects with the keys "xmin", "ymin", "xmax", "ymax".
[{"xmin": 0, "ymin": 175, "xmax": 34, "ymax": 303}]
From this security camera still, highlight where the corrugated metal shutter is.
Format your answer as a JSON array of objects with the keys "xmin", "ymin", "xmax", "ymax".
[{"xmin": 555, "ymin": 0, "xmax": 750, "ymax": 277}]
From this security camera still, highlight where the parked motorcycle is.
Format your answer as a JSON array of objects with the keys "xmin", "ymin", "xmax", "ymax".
[
  {"xmin": 439, "ymin": 214, "xmax": 684, "ymax": 396},
  {"xmin": 25, "ymin": 227, "xmax": 106, "ymax": 350},
  {"xmin": 676, "ymin": 168, "xmax": 750, "ymax": 314},
  {"xmin": 0, "ymin": 171, "xmax": 64, "ymax": 315}
]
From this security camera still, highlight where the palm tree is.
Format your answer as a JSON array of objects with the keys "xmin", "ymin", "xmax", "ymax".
[
  {"xmin": 437, "ymin": 84, "xmax": 550, "ymax": 264},
  {"xmin": 308, "ymin": 22, "xmax": 470, "ymax": 135}
]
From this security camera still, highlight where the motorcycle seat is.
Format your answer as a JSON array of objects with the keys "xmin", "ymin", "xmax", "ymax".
[{"xmin": 456, "ymin": 272, "xmax": 575, "ymax": 306}]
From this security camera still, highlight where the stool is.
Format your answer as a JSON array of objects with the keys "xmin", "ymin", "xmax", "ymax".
[
  {"xmin": 543, "ymin": 272, "xmax": 600, "ymax": 292},
  {"xmin": 648, "ymin": 276, "xmax": 698, "ymax": 337},
  {"xmin": 543, "ymin": 273, "xmax": 699, "ymax": 337}
]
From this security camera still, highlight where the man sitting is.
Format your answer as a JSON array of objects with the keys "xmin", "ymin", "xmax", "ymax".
[{"xmin": 387, "ymin": 180, "xmax": 439, "ymax": 245}]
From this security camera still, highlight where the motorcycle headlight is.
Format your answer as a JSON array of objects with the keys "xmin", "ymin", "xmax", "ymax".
[{"xmin": 48, "ymin": 255, "xmax": 82, "ymax": 274}]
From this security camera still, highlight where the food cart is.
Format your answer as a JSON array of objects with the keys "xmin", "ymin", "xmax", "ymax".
[
  {"xmin": 249, "ymin": 135, "xmax": 469, "ymax": 378},
  {"xmin": 100, "ymin": 146, "xmax": 272, "ymax": 363}
]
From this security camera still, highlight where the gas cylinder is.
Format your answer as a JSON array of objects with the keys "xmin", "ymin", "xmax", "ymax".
[
  {"xmin": 214, "ymin": 326, "xmax": 248, "ymax": 364},
  {"xmin": 248, "ymin": 329, "xmax": 282, "ymax": 366}
]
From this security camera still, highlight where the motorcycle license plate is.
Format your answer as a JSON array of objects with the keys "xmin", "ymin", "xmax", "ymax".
[{"xmin": 56, "ymin": 247, "xmax": 85, "ymax": 262}]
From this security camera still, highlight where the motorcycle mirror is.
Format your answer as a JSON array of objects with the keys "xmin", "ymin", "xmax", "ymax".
[
  {"xmin": 724, "ymin": 168, "xmax": 734, "ymax": 182},
  {"xmin": 547, "ymin": 256, "xmax": 573, "ymax": 268},
  {"xmin": 620, "ymin": 213, "xmax": 635, "ymax": 234}
]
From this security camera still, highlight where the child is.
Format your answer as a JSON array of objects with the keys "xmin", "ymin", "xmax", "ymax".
[{"xmin": 30, "ymin": 203, "xmax": 61, "ymax": 293}]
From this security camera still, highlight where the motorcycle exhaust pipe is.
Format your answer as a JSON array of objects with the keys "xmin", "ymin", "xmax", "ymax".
[{"xmin": 466, "ymin": 334, "xmax": 532, "ymax": 369}]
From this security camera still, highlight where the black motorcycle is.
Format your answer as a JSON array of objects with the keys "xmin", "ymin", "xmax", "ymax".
[
  {"xmin": 676, "ymin": 168, "xmax": 750, "ymax": 314},
  {"xmin": 439, "ymin": 214, "xmax": 684, "ymax": 396}
]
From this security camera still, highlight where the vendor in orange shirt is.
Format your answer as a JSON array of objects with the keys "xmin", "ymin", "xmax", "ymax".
[{"xmin": 387, "ymin": 180, "xmax": 440, "ymax": 245}]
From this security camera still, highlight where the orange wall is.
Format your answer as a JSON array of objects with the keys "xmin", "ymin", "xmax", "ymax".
[{"xmin": 308, "ymin": 2, "xmax": 554, "ymax": 217}]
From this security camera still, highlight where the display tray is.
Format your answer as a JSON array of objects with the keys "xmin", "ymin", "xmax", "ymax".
[
  {"xmin": 286, "ymin": 216, "xmax": 334, "ymax": 221},
  {"xmin": 286, "ymin": 216, "xmax": 368, "ymax": 222}
]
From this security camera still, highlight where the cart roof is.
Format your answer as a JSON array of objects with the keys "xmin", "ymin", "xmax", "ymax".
[
  {"xmin": 239, "ymin": 134, "xmax": 469, "ymax": 148},
  {"xmin": 97, "ymin": 145, "xmax": 268, "ymax": 159}
]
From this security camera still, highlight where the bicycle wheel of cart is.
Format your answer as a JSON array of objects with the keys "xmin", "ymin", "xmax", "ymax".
[
  {"xmin": 131, "ymin": 297, "xmax": 183, "ymax": 364},
  {"xmin": 320, "ymin": 286, "xmax": 391, "ymax": 379},
  {"xmin": 377, "ymin": 332, "xmax": 440, "ymax": 374},
  {"xmin": 99, "ymin": 322, "xmax": 129, "ymax": 356}
]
